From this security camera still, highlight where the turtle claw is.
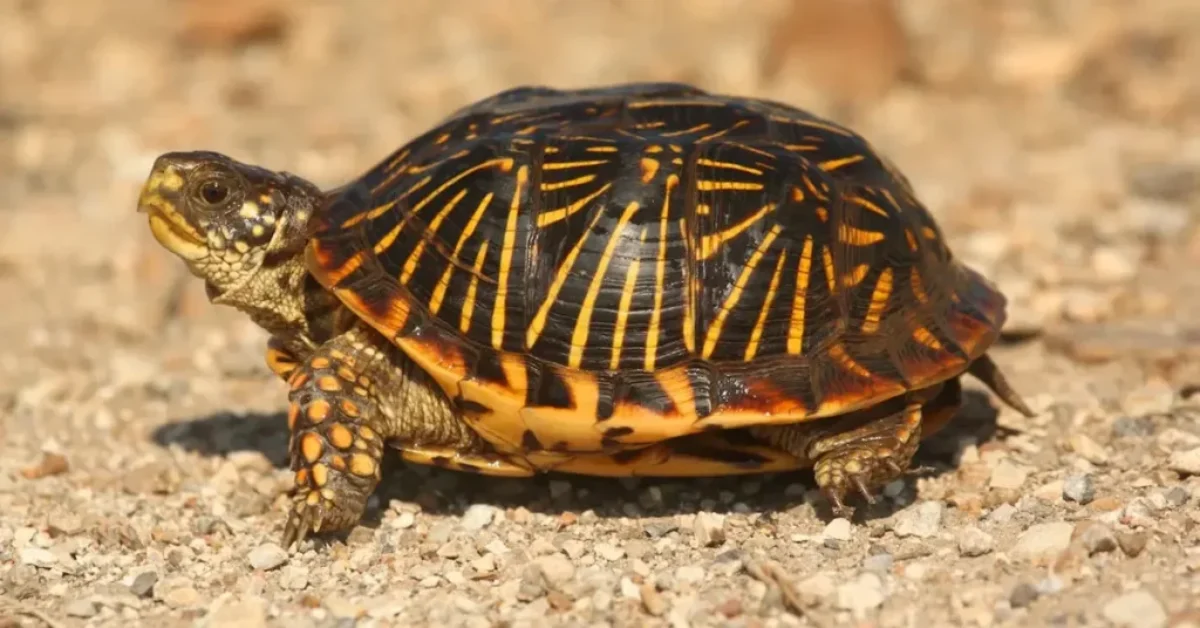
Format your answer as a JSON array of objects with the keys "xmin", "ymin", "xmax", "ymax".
[{"xmin": 281, "ymin": 491, "xmax": 331, "ymax": 549}]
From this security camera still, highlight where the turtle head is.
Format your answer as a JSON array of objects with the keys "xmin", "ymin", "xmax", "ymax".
[{"xmin": 136, "ymin": 150, "xmax": 322, "ymax": 295}]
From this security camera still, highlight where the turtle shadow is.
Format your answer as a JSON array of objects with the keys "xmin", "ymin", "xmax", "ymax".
[{"xmin": 150, "ymin": 388, "xmax": 1002, "ymax": 539}]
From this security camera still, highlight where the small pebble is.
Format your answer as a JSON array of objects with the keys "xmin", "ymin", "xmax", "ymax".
[
  {"xmin": 1009, "ymin": 582, "xmax": 1039, "ymax": 608},
  {"xmin": 595, "ymin": 542, "xmax": 625, "ymax": 561},
  {"xmin": 1072, "ymin": 521, "xmax": 1117, "ymax": 555},
  {"xmin": 643, "ymin": 520, "xmax": 679, "ymax": 538},
  {"xmin": 460, "ymin": 504, "xmax": 496, "ymax": 531},
  {"xmin": 987, "ymin": 503, "xmax": 1017, "ymax": 524},
  {"xmin": 674, "ymin": 565, "xmax": 706, "ymax": 586},
  {"xmin": 892, "ymin": 501, "xmax": 943, "ymax": 539},
  {"xmin": 163, "ymin": 586, "xmax": 202, "ymax": 609},
  {"xmin": 836, "ymin": 572, "xmax": 886, "ymax": 614},
  {"xmin": 534, "ymin": 554, "xmax": 575, "ymax": 588},
  {"xmin": 63, "ymin": 599, "xmax": 98, "ymax": 618},
  {"xmin": 1102, "ymin": 590, "xmax": 1167, "ymax": 628},
  {"xmin": 640, "ymin": 582, "xmax": 668, "ymax": 616},
  {"xmin": 1070, "ymin": 434, "xmax": 1110, "ymax": 465},
  {"xmin": 1163, "ymin": 485, "xmax": 1190, "ymax": 507},
  {"xmin": 823, "ymin": 517, "xmax": 852, "ymax": 542},
  {"xmin": 1011, "ymin": 522, "xmax": 1074, "ymax": 564},
  {"xmin": 19, "ymin": 547, "xmax": 57, "ymax": 568},
  {"xmin": 248, "ymin": 543, "xmax": 289, "ymax": 571},
  {"xmin": 957, "ymin": 526, "xmax": 995, "ymax": 557},
  {"xmin": 129, "ymin": 571, "xmax": 158, "ymax": 598},
  {"xmin": 1116, "ymin": 530, "xmax": 1148, "ymax": 557},
  {"xmin": 1063, "ymin": 473, "xmax": 1095, "ymax": 504},
  {"xmin": 989, "ymin": 460, "xmax": 1031, "ymax": 490},
  {"xmin": 862, "ymin": 552, "xmax": 894, "ymax": 573},
  {"xmin": 1168, "ymin": 447, "xmax": 1200, "ymax": 476},
  {"xmin": 692, "ymin": 512, "xmax": 726, "ymax": 547},
  {"xmin": 1112, "ymin": 416, "xmax": 1155, "ymax": 438}
]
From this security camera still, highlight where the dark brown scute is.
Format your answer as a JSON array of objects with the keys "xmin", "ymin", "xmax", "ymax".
[
  {"xmin": 472, "ymin": 352, "xmax": 509, "ymax": 388},
  {"xmin": 611, "ymin": 372, "xmax": 677, "ymax": 417},
  {"xmin": 600, "ymin": 426, "xmax": 635, "ymax": 451},
  {"xmin": 455, "ymin": 397, "xmax": 491, "ymax": 416}
]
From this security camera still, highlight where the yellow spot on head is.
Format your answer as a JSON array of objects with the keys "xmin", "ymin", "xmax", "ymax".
[{"xmin": 239, "ymin": 202, "xmax": 261, "ymax": 219}]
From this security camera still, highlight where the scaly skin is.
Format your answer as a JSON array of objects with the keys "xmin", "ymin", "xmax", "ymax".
[{"xmin": 136, "ymin": 152, "xmax": 486, "ymax": 547}]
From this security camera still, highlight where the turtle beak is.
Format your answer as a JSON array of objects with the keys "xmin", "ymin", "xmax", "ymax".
[{"xmin": 137, "ymin": 156, "xmax": 209, "ymax": 261}]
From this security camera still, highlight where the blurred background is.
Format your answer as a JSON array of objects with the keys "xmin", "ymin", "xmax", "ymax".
[{"xmin": 2, "ymin": 0, "xmax": 1199, "ymax": 355}]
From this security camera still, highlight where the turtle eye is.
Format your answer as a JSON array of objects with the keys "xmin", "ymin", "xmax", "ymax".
[{"xmin": 198, "ymin": 179, "xmax": 230, "ymax": 206}]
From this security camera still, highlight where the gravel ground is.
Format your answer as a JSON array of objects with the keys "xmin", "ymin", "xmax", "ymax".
[{"xmin": 3, "ymin": 1, "xmax": 1200, "ymax": 626}]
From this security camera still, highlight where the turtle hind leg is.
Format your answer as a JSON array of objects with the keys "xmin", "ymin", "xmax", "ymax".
[
  {"xmin": 806, "ymin": 402, "xmax": 924, "ymax": 517},
  {"xmin": 748, "ymin": 384, "xmax": 953, "ymax": 518},
  {"xmin": 280, "ymin": 323, "xmax": 488, "ymax": 548}
]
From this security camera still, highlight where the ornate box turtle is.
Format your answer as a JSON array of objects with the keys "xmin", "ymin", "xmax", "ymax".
[{"xmin": 136, "ymin": 82, "xmax": 1033, "ymax": 547}]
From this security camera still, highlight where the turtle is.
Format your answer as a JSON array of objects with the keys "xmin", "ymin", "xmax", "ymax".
[{"xmin": 136, "ymin": 81, "xmax": 1034, "ymax": 548}]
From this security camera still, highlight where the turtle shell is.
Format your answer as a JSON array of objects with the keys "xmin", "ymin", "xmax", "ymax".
[{"xmin": 305, "ymin": 82, "xmax": 1010, "ymax": 471}]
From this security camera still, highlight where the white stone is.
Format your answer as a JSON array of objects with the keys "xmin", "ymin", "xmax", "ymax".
[
  {"xmin": 460, "ymin": 504, "xmax": 496, "ymax": 531},
  {"xmin": 1102, "ymin": 590, "xmax": 1167, "ymax": 628},
  {"xmin": 892, "ymin": 501, "xmax": 943, "ymax": 539},
  {"xmin": 1011, "ymin": 522, "xmax": 1074, "ymax": 563},
  {"xmin": 823, "ymin": 517, "xmax": 853, "ymax": 542},
  {"xmin": 247, "ymin": 543, "xmax": 288, "ymax": 571},
  {"xmin": 1168, "ymin": 447, "xmax": 1200, "ymax": 476},
  {"xmin": 836, "ymin": 572, "xmax": 886, "ymax": 615}
]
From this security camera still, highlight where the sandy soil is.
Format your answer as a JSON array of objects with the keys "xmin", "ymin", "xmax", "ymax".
[{"xmin": 2, "ymin": 1, "xmax": 1200, "ymax": 626}]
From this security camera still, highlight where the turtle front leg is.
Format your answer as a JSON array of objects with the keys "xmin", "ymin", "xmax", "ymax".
[
  {"xmin": 280, "ymin": 331, "xmax": 387, "ymax": 548},
  {"xmin": 279, "ymin": 324, "xmax": 492, "ymax": 548}
]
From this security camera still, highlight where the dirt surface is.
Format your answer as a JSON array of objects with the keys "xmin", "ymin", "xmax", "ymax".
[{"xmin": 3, "ymin": 1, "xmax": 1200, "ymax": 626}]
